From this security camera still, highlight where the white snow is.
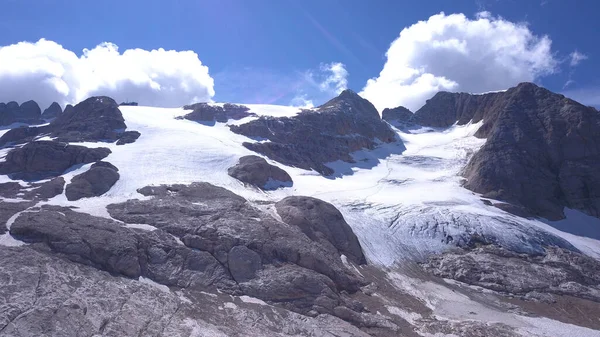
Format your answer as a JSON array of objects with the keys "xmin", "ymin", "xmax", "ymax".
[{"xmin": 239, "ymin": 295, "xmax": 268, "ymax": 306}]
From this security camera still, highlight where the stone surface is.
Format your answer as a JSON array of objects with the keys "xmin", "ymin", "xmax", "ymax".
[
  {"xmin": 0, "ymin": 96, "xmax": 128, "ymax": 146},
  {"xmin": 181, "ymin": 102, "xmax": 255, "ymax": 123},
  {"xmin": 0, "ymin": 178, "xmax": 65, "ymax": 200},
  {"xmin": 0, "ymin": 141, "xmax": 111, "ymax": 180},
  {"xmin": 107, "ymin": 182, "xmax": 366, "ymax": 315},
  {"xmin": 116, "ymin": 130, "xmax": 141, "ymax": 145},
  {"xmin": 228, "ymin": 155, "xmax": 293, "ymax": 190},
  {"xmin": 41, "ymin": 102, "xmax": 62, "ymax": 119},
  {"xmin": 0, "ymin": 100, "xmax": 43, "ymax": 126},
  {"xmin": 65, "ymin": 161, "xmax": 120, "ymax": 201},
  {"xmin": 422, "ymin": 245, "xmax": 600, "ymax": 302},
  {"xmin": 381, "ymin": 106, "xmax": 414, "ymax": 124},
  {"xmin": 275, "ymin": 196, "xmax": 366, "ymax": 265},
  {"xmin": 229, "ymin": 90, "xmax": 398, "ymax": 175}
]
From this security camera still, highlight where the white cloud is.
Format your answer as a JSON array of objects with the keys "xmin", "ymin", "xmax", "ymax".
[
  {"xmin": 360, "ymin": 12, "xmax": 557, "ymax": 112},
  {"xmin": 317, "ymin": 62, "xmax": 348, "ymax": 94},
  {"xmin": 290, "ymin": 94, "xmax": 315, "ymax": 108},
  {"xmin": 0, "ymin": 39, "xmax": 214, "ymax": 110},
  {"xmin": 569, "ymin": 50, "xmax": 588, "ymax": 67},
  {"xmin": 288, "ymin": 62, "xmax": 348, "ymax": 107}
]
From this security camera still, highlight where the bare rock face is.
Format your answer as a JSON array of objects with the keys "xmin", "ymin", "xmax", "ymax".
[
  {"xmin": 382, "ymin": 106, "xmax": 414, "ymax": 124},
  {"xmin": 461, "ymin": 83, "xmax": 600, "ymax": 220},
  {"xmin": 0, "ymin": 177, "xmax": 65, "ymax": 200},
  {"xmin": 65, "ymin": 161, "xmax": 120, "ymax": 201},
  {"xmin": 107, "ymin": 182, "xmax": 366, "ymax": 316},
  {"xmin": 182, "ymin": 103, "xmax": 256, "ymax": 123},
  {"xmin": 228, "ymin": 155, "xmax": 292, "ymax": 190},
  {"xmin": 422, "ymin": 245, "xmax": 600, "ymax": 301},
  {"xmin": 401, "ymin": 82, "xmax": 600, "ymax": 220},
  {"xmin": 0, "ymin": 96, "xmax": 138, "ymax": 146},
  {"xmin": 275, "ymin": 196, "xmax": 366, "ymax": 265},
  {"xmin": 41, "ymin": 102, "xmax": 62, "ymax": 119},
  {"xmin": 115, "ymin": 130, "xmax": 141, "ymax": 145},
  {"xmin": 0, "ymin": 100, "xmax": 43, "ymax": 126},
  {"xmin": 0, "ymin": 141, "xmax": 111, "ymax": 180},
  {"xmin": 229, "ymin": 90, "xmax": 398, "ymax": 175}
]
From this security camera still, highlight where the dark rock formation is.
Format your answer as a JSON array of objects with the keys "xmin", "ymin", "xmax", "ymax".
[
  {"xmin": 422, "ymin": 245, "xmax": 600, "ymax": 302},
  {"xmin": 397, "ymin": 82, "xmax": 600, "ymax": 220},
  {"xmin": 0, "ymin": 201, "xmax": 34, "ymax": 234},
  {"xmin": 228, "ymin": 155, "xmax": 292, "ymax": 190},
  {"xmin": 382, "ymin": 106, "xmax": 414, "ymax": 124},
  {"xmin": 0, "ymin": 141, "xmax": 111, "ymax": 180},
  {"xmin": 0, "ymin": 96, "xmax": 128, "ymax": 146},
  {"xmin": 41, "ymin": 102, "xmax": 62, "ymax": 119},
  {"xmin": 0, "ymin": 177, "xmax": 64, "ymax": 200},
  {"xmin": 116, "ymin": 130, "xmax": 141, "ymax": 145},
  {"xmin": 461, "ymin": 83, "xmax": 600, "ymax": 219},
  {"xmin": 107, "ymin": 182, "xmax": 366, "ymax": 315},
  {"xmin": 230, "ymin": 90, "xmax": 398, "ymax": 175},
  {"xmin": 65, "ymin": 161, "xmax": 120, "ymax": 201},
  {"xmin": 275, "ymin": 196, "xmax": 366, "ymax": 265},
  {"xmin": 0, "ymin": 100, "xmax": 43, "ymax": 126},
  {"xmin": 182, "ymin": 103, "xmax": 255, "ymax": 123}
]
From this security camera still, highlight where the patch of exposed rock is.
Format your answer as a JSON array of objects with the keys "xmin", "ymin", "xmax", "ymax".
[
  {"xmin": 0, "ymin": 100, "xmax": 44, "ymax": 126},
  {"xmin": 0, "ymin": 141, "xmax": 111, "ymax": 180},
  {"xmin": 275, "ymin": 196, "xmax": 366, "ymax": 265},
  {"xmin": 0, "ymin": 177, "xmax": 65, "ymax": 201},
  {"xmin": 422, "ymin": 245, "xmax": 600, "ymax": 301},
  {"xmin": 0, "ymin": 96, "xmax": 138, "ymax": 146},
  {"xmin": 0, "ymin": 201, "xmax": 34, "ymax": 234},
  {"xmin": 41, "ymin": 102, "xmax": 62, "ymax": 119},
  {"xmin": 228, "ymin": 155, "xmax": 292, "ymax": 190},
  {"xmin": 115, "ymin": 130, "xmax": 141, "ymax": 145},
  {"xmin": 65, "ymin": 161, "xmax": 120, "ymax": 201},
  {"xmin": 181, "ymin": 103, "xmax": 256, "ymax": 123},
  {"xmin": 107, "ymin": 182, "xmax": 366, "ymax": 316},
  {"xmin": 229, "ymin": 90, "xmax": 398, "ymax": 175},
  {"xmin": 381, "ymin": 106, "xmax": 414, "ymax": 125}
]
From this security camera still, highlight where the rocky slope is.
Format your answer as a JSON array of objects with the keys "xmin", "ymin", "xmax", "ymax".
[
  {"xmin": 230, "ymin": 89, "xmax": 398, "ymax": 175},
  {"xmin": 0, "ymin": 88, "xmax": 599, "ymax": 336}
]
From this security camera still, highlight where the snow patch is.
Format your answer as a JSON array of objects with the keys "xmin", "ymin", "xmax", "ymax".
[
  {"xmin": 138, "ymin": 276, "xmax": 170, "ymax": 293},
  {"xmin": 239, "ymin": 295, "xmax": 268, "ymax": 306}
]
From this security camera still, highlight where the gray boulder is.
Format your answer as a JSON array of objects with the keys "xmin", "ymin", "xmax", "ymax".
[
  {"xmin": 116, "ymin": 130, "xmax": 141, "ymax": 145},
  {"xmin": 182, "ymin": 102, "xmax": 255, "ymax": 123},
  {"xmin": 107, "ymin": 182, "xmax": 366, "ymax": 315},
  {"xmin": 65, "ymin": 161, "xmax": 120, "ymax": 201},
  {"xmin": 41, "ymin": 102, "xmax": 62, "ymax": 119},
  {"xmin": 276, "ymin": 196, "xmax": 366, "ymax": 265},
  {"xmin": 229, "ymin": 90, "xmax": 398, "ymax": 175},
  {"xmin": 228, "ymin": 155, "xmax": 292, "ymax": 190},
  {"xmin": 0, "ymin": 141, "xmax": 111, "ymax": 180}
]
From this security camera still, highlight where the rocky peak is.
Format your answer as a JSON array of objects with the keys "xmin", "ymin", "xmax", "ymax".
[
  {"xmin": 381, "ymin": 106, "xmax": 414, "ymax": 124},
  {"xmin": 318, "ymin": 89, "xmax": 381, "ymax": 120},
  {"xmin": 0, "ymin": 100, "xmax": 43, "ymax": 126},
  {"xmin": 42, "ymin": 102, "xmax": 62, "ymax": 119}
]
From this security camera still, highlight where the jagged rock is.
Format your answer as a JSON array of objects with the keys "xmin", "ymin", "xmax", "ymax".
[
  {"xmin": 275, "ymin": 196, "xmax": 366, "ymax": 265},
  {"xmin": 0, "ymin": 100, "xmax": 43, "ymax": 126},
  {"xmin": 422, "ymin": 245, "xmax": 600, "ymax": 302},
  {"xmin": 116, "ymin": 130, "xmax": 141, "ymax": 145},
  {"xmin": 228, "ymin": 155, "xmax": 292, "ymax": 190},
  {"xmin": 0, "ymin": 141, "xmax": 111, "ymax": 180},
  {"xmin": 0, "ymin": 96, "xmax": 128, "ymax": 146},
  {"xmin": 382, "ymin": 106, "xmax": 414, "ymax": 124},
  {"xmin": 230, "ymin": 90, "xmax": 398, "ymax": 175},
  {"xmin": 0, "ymin": 201, "xmax": 34, "ymax": 234},
  {"xmin": 107, "ymin": 182, "xmax": 366, "ymax": 315},
  {"xmin": 182, "ymin": 103, "xmax": 255, "ymax": 123},
  {"xmin": 65, "ymin": 161, "xmax": 120, "ymax": 201},
  {"xmin": 460, "ymin": 83, "xmax": 600, "ymax": 219},
  {"xmin": 0, "ymin": 178, "xmax": 65, "ymax": 200},
  {"xmin": 41, "ymin": 102, "xmax": 62, "ymax": 119}
]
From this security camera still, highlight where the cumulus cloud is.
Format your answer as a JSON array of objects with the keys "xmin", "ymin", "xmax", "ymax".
[
  {"xmin": 360, "ymin": 12, "xmax": 558, "ymax": 112},
  {"xmin": 0, "ymin": 39, "xmax": 214, "ymax": 110},
  {"xmin": 569, "ymin": 50, "xmax": 588, "ymax": 67},
  {"xmin": 289, "ymin": 62, "xmax": 348, "ymax": 107},
  {"xmin": 317, "ymin": 62, "xmax": 348, "ymax": 94}
]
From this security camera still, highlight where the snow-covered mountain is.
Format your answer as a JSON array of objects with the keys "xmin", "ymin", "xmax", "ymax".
[{"xmin": 1, "ymin": 84, "xmax": 599, "ymax": 336}]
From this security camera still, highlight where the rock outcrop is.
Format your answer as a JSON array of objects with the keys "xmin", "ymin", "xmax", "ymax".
[
  {"xmin": 115, "ymin": 130, "xmax": 141, "ymax": 145},
  {"xmin": 107, "ymin": 182, "xmax": 366, "ymax": 316},
  {"xmin": 65, "ymin": 161, "xmax": 120, "ymax": 201},
  {"xmin": 0, "ymin": 96, "xmax": 136, "ymax": 146},
  {"xmin": 41, "ymin": 102, "xmax": 62, "ymax": 119},
  {"xmin": 228, "ymin": 155, "xmax": 292, "ymax": 190},
  {"xmin": 397, "ymin": 82, "xmax": 600, "ymax": 220},
  {"xmin": 422, "ymin": 245, "xmax": 600, "ymax": 302},
  {"xmin": 230, "ymin": 90, "xmax": 398, "ymax": 175},
  {"xmin": 382, "ymin": 106, "xmax": 414, "ymax": 124},
  {"xmin": 0, "ymin": 100, "xmax": 43, "ymax": 126},
  {"xmin": 181, "ymin": 103, "xmax": 256, "ymax": 123},
  {"xmin": 0, "ymin": 141, "xmax": 111, "ymax": 180}
]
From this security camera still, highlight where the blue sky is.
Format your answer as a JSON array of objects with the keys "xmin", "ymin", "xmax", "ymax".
[{"xmin": 0, "ymin": 0, "xmax": 598, "ymax": 110}]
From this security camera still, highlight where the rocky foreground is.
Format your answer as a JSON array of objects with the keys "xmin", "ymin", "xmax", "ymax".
[{"xmin": 0, "ymin": 85, "xmax": 600, "ymax": 336}]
